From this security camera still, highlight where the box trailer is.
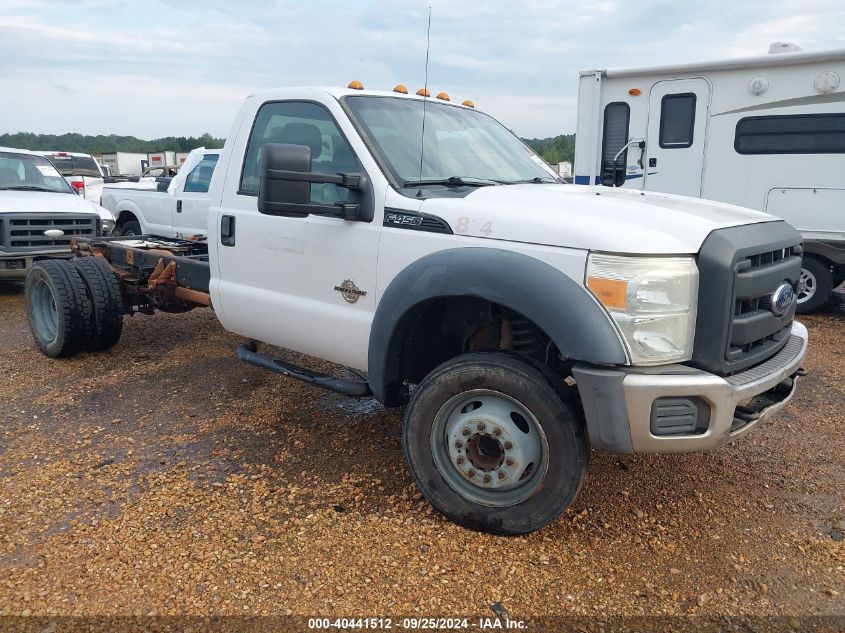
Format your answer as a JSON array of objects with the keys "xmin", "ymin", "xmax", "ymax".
[
  {"xmin": 147, "ymin": 151, "xmax": 177, "ymax": 168},
  {"xmin": 573, "ymin": 45, "xmax": 845, "ymax": 311},
  {"xmin": 100, "ymin": 152, "xmax": 149, "ymax": 177}
]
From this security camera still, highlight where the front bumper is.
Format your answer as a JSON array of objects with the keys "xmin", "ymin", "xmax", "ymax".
[
  {"xmin": 0, "ymin": 252, "xmax": 74, "ymax": 280},
  {"xmin": 573, "ymin": 321, "xmax": 808, "ymax": 454}
]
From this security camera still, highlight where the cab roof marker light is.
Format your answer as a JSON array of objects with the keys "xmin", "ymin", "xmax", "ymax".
[
  {"xmin": 436, "ymin": 92, "xmax": 450, "ymax": 101},
  {"xmin": 416, "ymin": 88, "xmax": 430, "ymax": 97},
  {"xmin": 393, "ymin": 84, "xmax": 409, "ymax": 94},
  {"xmin": 462, "ymin": 99, "xmax": 475, "ymax": 108},
  {"xmin": 348, "ymin": 80, "xmax": 364, "ymax": 90}
]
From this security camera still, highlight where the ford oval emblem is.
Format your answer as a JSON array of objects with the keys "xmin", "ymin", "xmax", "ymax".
[
  {"xmin": 43, "ymin": 229, "xmax": 65, "ymax": 238},
  {"xmin": 770, "ymin": 282, "xmax": 795, "ymax": 317}
]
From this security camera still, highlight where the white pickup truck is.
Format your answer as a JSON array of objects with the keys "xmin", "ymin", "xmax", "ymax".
[
  {"xmin": 100, "ymin": 151, "xmax": 219, "ymax": 238},
  {"xmin": 36, "ymin": 151, "xmax": 107, "ymax": 204},
  {"xmin": 0, "ymin": 147, "xmax": 115, "ymax": 280},
  {"xmin": 24, "ymin": 86, "xmax": 808, "ymax": 534}
]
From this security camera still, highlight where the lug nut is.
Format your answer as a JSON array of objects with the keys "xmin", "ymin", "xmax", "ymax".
[
  {"xmin": 455, "ymin": 440, "xmax": 463, "ymax": 449},
  {"xmin": 483, "ymin": 474, "xmax": 491, "ymax": 483},
  {"xmin": 505, "ymin": 458, "xmax": 514, "ymax": 467},
  {"xmin": 467, "ymin": 469, "xmax": 476, "ymax": 478},
  {"xmin": 477, "ymin": 422, "xmax": 486, "ymax": 431},
  {"xmin": 462, "ymin": 428, "xmax": 471, "ymax": 436},
  {"xmin": 492, "ymin": 427, "xmax": 502, "ymax": 437},
  {"xmin": 497, "ymin": 471, "xmax": 506, "ymax": 480},
  {"xmin": 503, "ymin": 441, "xmax": 513, "ymax": 450},
  {"xmin": 456, "ymin": 456, "xmax": 465, "ymax": 465}
]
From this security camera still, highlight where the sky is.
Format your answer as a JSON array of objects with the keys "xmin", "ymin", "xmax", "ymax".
[{"xmin": 1, "ymin": 0, "xmax": 844, "ymax": 139}]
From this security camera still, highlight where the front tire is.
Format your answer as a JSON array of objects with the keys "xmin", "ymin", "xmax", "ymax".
[
  {"xmin": 796, "ymin": 257, "xmax": 833, "ymax": 314},
  {"xmin": 119, "ymin": 220, "xmax": 142, "ymax": 237},
  {"xmin": 403, "ymin": 352, "xmax": 588, "ymax": 535}
]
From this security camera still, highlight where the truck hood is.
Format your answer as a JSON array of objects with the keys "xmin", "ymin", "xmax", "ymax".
[
  {"xmin": 0, "ymin": 190, "xmax": 114, "ymax": 221},
  {"xmin": 418, "ymin": 184, "xmax": 779, "ymax": 254}
]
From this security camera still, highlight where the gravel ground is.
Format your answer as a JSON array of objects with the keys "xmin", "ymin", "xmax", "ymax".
[{"xmin": 0, "ymin": 282, "xmax": 842, "ymax": 623}]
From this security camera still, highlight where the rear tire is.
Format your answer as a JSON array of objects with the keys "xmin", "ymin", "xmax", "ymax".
[
  {"xmin": 25, "ymin": 260, "xmax": 93, "ymax": 358},
  {"xmin": 72, "ymin": 257, "xmax": 124, "ymax": 351},
  {"xmin": 403, "ymin": 352, "xmax": 588, "ymax": 535},
  {"xmin": 796, "ymin": 257, "xmax": 833, "ymax": 314},
  {"xmin": 119, "ymin": 220, "xmax": 142, "ymax": 237}
]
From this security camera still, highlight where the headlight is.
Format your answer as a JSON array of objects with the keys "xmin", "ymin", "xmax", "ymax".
[
  {"xmin": 101, "ymin": 218, "xmax": 115, "ymax": 235},
  {"xmin": 586, "ymin": 253, "xmax": 698, "ymax": 365}
]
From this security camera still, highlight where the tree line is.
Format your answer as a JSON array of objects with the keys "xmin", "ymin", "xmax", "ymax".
[
  {"xmin": 0, "ymin": 132, "xmax": 225, "ymax": 155},
  {"xmin": 0, "ymin": 130, "xmax": 573, "ymax": 164},
  {"xmin": 522, "ymin": 134, "xmax": 575, "ymax": 165}
]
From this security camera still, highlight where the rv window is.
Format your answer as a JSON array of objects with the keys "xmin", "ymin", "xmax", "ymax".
[
  {"xmin": 659, "ymin": 93, "xmax": 696, "ymax": 149},
  {"xmin": 600, "ymin": 102, "xmax": 630, "ymax": 186},
  {"xmin": 735, "ymin": 114, "xmax": 845, "ymax": 154}
]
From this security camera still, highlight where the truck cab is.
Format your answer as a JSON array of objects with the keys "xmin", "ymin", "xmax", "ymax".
[{"xmin": 25, "ymin": 86, "xmax": 808, "ymax": 535}]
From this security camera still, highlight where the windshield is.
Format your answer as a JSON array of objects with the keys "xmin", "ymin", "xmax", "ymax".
[
  {"xmin": 344, "ymin": 96, "xmax": 559, "ymax": 187},
  {"xmin": 0, "ymin": 152, "xmax": 74, "ymax": 193},
  {"xmin": 47, "ymin": 154, "xmax": 102, "ymax": 178}
]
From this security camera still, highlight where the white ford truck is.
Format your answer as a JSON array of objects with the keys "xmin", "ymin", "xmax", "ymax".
[
  {"xmin": 1, "ymin": 147, "xmax": 115, "ymax": 280},
  {"xmin": 101, "ymin": 150, "xmax": 220, "ymax": 238},
  {"xmin": 23, "ymin": 86, "xmax": 808, "ymax": 534}
]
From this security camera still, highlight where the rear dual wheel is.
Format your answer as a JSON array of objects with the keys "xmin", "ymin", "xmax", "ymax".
[
  {"xmin": 25, "ymin": 258, "xmax": 124, "ymax": 357},
  {"xmin": 403, "ymin": 352, "xmax": 588, "ymax": 535}
]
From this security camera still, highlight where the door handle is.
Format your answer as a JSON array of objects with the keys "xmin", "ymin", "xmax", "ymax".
[
  {"xmin": 221, "ymin": 215, "xmax": 236, "ymax": 247},
  {"xmin": 176, "ymin": 200, "xmax": 182, "ymax": 213}
]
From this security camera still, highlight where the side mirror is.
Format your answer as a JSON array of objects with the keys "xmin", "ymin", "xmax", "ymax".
[
  {"xmin": 257, "ymin": 142, "xmax": 367, "ymax": 220},
  {"xmin": 258, "ymin": 143, "xmax": 311, "ymax": 217}
]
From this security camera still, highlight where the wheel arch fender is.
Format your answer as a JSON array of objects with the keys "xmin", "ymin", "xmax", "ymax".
[
  {"xmin": 367, "ymin": 247, "xmax": 628, "ymax": 403},
  {"xmin": 114, "ymin": 200, "xmax": 142, "ymax": 225}
]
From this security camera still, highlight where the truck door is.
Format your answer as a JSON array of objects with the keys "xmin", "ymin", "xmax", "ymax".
[
  {"xmin": 211, "ymin": 99, "xmax": 381, "ymax": 371},
  {"xmin": 174, "ymin": 153, "xmax": 219, "ymax": 238},
  {"xmin": 643, "ymin": 78, "xmax": 710, "ymax": 196}
]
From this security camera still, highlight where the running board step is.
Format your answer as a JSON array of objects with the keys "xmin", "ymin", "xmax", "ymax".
[{"xmin": 236, "ymin": 342, "xmax": 372, "ymax": 398}]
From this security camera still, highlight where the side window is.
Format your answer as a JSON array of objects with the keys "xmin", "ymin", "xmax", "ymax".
[
  {"xmin": 240, "ymin": 101, "xmax": 362, "ymax": 205},
  {"xmin": 183, "ymin": 154, "xmax": 219, "ymax": 193},
  {"xmin": 735, "ymin": 113, "xmax": 845, "ymax": 154},
  {"xmin": 600, "ymin": 102, "xmax": 630, "ymax": 186},
  {"xmin": 659, "ymin": 93, "xmax": 696, "ymax": 148}
]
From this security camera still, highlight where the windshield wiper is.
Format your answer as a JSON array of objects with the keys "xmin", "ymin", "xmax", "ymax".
[
  {"xmin": 403, "ymin": 176, "xmax": 500, "ymax": 188},
  {"xmin": 0, "ymin": 185, "xmax": 68, "ymax": 193},
  {"xmin": 496, "ymin": 177, "xmax": 558, "ymax": 185}
]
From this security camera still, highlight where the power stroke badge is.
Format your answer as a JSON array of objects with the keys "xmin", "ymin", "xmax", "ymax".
[{"xmin": 334, "ymin": 279, "xmax": 367, "ymax": 304}]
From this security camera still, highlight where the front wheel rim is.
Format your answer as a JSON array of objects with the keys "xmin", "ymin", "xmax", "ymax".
[
  {"xmin": 797, "ymin": 268, "xmax": 817, "ymax": 303},
  {"xmin": 431, "ymin": 389, "xmax": 549, "ymax": 508}
]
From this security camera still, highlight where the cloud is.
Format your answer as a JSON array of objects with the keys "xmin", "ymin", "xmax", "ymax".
[{"xmin": 0, "ymin": 0, "xmax": 843, "ymax": 138}]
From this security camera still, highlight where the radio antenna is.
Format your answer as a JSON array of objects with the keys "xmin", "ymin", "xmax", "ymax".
[{"xmin": 416, "ymin": 6, "xmax": 432, "ymax": 198}]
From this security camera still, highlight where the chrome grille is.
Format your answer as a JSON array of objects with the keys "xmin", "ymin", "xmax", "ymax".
[{"xmin": 0, "ymin": 214, "xmax": 98, "ymax": 252}]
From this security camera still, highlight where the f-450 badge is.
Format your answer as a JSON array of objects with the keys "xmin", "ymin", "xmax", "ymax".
[{"xmin": 334, "ymin": 279, "xmax": 367, "ymax": 304}]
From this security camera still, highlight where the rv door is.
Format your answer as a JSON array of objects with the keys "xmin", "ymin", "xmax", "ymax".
[{"xmin": 643, "ymin": 78, "xmax": 710, "ymax": 196}]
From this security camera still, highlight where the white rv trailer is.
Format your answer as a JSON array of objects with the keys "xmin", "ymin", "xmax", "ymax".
[{"xmin": 574, "ymin": 46, "xmax": 845, "ymax": 312}]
